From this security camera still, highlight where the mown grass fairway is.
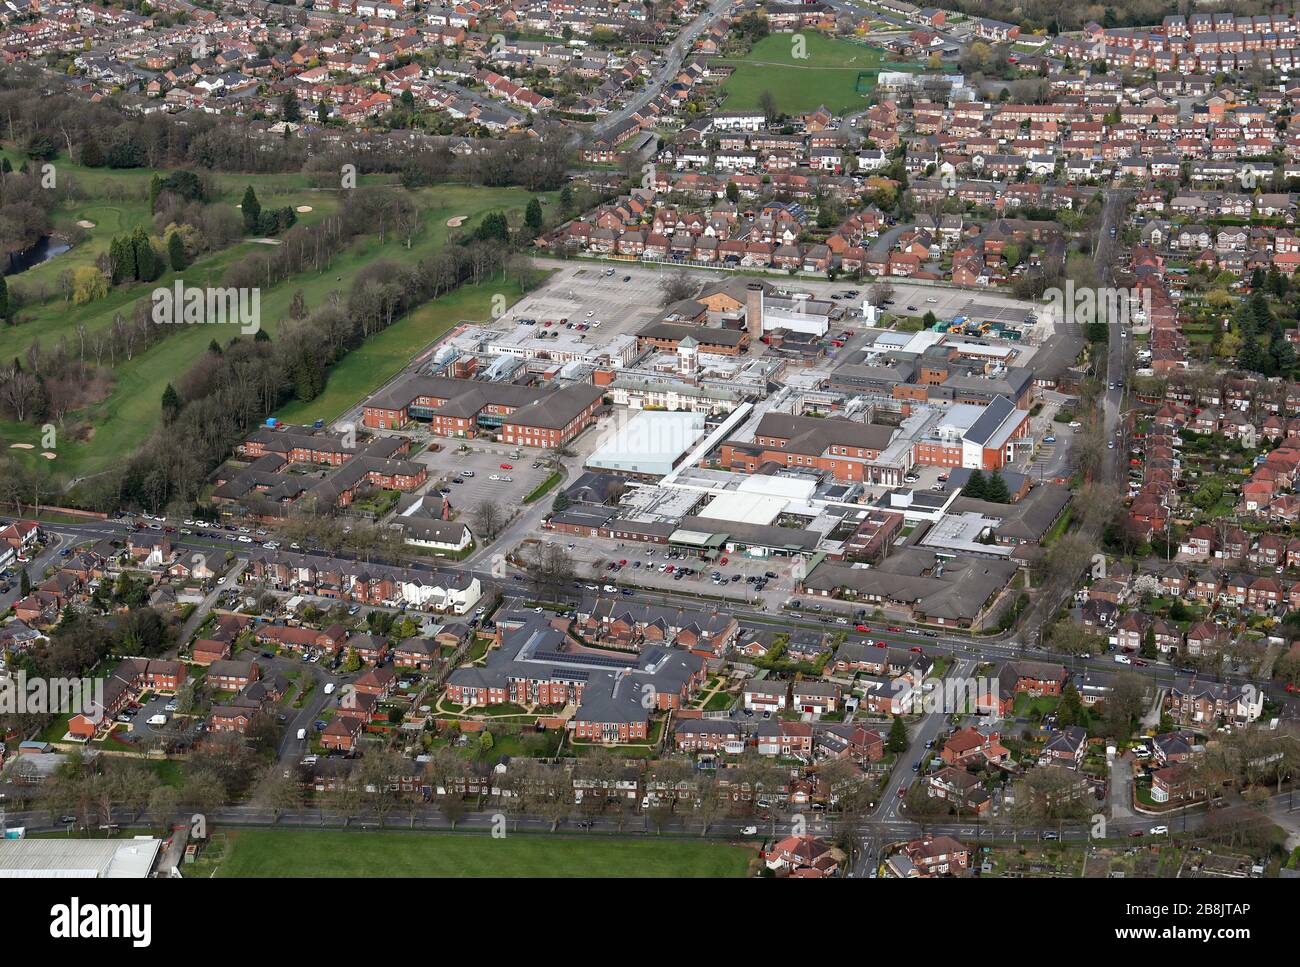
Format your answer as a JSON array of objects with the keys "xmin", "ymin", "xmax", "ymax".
[
  {"xmin": 209, "ymin": 828, "xmax": 753, "ymax": 878},
  {"xmin": 720, "ymin": 34, "xmax": 891, "ymax": 115},
  {"xmin": 272, "ymin": 279, "xmax": 527, "ymax": 426},
  {"xmin": 0, "ymin": 145, "xmax": 545, "ymax": 482}
]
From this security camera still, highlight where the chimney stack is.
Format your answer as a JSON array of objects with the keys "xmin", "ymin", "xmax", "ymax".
[{"xmin": 745, "ymin": 282, "xmax": 764, "ymax": 342}]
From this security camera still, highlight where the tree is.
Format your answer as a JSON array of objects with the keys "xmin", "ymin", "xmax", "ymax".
[
  {"xmin": 442, "ymin": 793, "xmax": 467, "ymax": 829},
  {"xmin": 241, "ymin": 185, "xmax": 261, "ymax": 234},
  {"xmin": 472, "ymin": 211, "xmax": 509, "ymax": 244},
  {"xmin": 262, "ymin": 772, "xmax": 303, "ymax": 823},
  {"xmin": 525, "ymin": 543, "xmax": 576, "ymax": 602},
  {"xmin": 0, "ymin": 275, "xmax": 9, "ymax": 324},
  {"xmin": 282, "ymin": 90, "xmax": 302, "ymax": 123},
  {"xmin": 1102, "ymin": 670, "xmax": 1148, "ymax": 744},
  {"xmin": 80, "ymin": 137, "xmax": 104, "ymax": 168},
  {"xmin": 472, "ymin": 500, "xmax": 505, "ymax": 542},
  {"xmin": 132, "ymin": 228, "xmax": 160, "ymax": 282},
  {"xmin": 1141, "ymin": 625, "xmax": 1157, "ymax": 660},
  {"xmin": 1057, "ymin": 683, "xmax": 1084, "ymax": 728},
  {"xmin": 986, "ymin": 470, "xmax": 1010, "ymax": 504},
  {"xmin": 887, "ymin": 715, "xmax": 909, "ymax": 755},
  {"xmin": 524, "ymin": 197, "xmax": 544, "ymax": 236},
  {"xmin": 659, "ymin": 268, "xmax": 697, "ymax": 306},
  {"xmin": 167, "ymin": 231, "xmax": 187, "ymax": 272},
  {"xmin": 758, "ymin": 89, "xmax": 779, "ymax": 124},
  {"xmin": 161, "ymin": 383, "xmax": 181, "ymax": 422},
  {"xmin": 146, "ymin": 785, "xmax": 180, "ymax": 830},
  {"xmin": 964, "ymin": 469, "xmax": 988, "ymax": 499},
  {"xmin": 359, "ymin": 751, "xmax": 402, "ymax": 828}
]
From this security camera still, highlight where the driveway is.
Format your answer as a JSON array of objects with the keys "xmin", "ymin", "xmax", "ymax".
[{"xmin": 1109, "ymin": 753, "xmax": 1135, "ymax": 821}]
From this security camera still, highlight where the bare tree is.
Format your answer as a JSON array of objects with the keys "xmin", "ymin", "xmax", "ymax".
[
  {"xmin": 525, "ymin": 543, "xmax": 576, "ymax": 602},
  {"xmin": 659, "ymin": 268, "xmax": 698, "ymax": 307},
  {"xmin": 472, "ymin": 499, "xmax": 506, "ymax": 542}
]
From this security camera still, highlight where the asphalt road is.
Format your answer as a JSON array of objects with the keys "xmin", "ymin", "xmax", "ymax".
[
  {"xmin": 592, "ymin": 0, "xmax": 735, "ymax": 139},
  {"xmin": 8, "ymin": 787, "xmax": 1295, "ymax": 844},
  {"xmin": 26, "ymin": 517, "xmax": 1290, "ymax": 705}
]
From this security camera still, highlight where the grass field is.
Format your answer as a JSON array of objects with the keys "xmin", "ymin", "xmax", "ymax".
[
  {"xmin": 208, "ymin": 828, "xmax": 753, "ymax": 878},
  {"xmin": 720, "ymin": 34, "xmax": 893, "ymax": 115},
  {"xmin": 273, "ymin": 276, "xmax": 531, "ymax": 426},
  {"xmin": 0, "ymin": 145, "xmax": 546, "ymax": 482}
]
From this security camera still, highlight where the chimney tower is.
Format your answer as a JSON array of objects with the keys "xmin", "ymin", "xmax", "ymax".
[{"xmin": 745, "ymin": 282, "xmax": 765, "ymax": 342}]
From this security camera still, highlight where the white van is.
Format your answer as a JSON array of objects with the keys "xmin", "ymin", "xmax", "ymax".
[
  {"xmin": 147, "ymin": 713, "xmax": 169, "ymax": 726},
  {"xmin": 297, "ymin": 728, "xmax": 307, "ymax": 741},
  {"xmin": 324, "ymin": 683, "xmax": 336, "ymax": 695}
]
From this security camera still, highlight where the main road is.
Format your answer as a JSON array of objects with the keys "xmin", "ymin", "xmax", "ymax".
[
  {"xmin": 25, "ymin": 515, "xmax": 1286, "ymax": 702},
  {"xmin": 592, "ymin": 0, "xmax": 737, "ymax": 139}
]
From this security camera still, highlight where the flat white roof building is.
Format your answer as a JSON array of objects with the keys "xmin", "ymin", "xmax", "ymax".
[
  {"xmin": 586, "ymin": 410, "xmax": 707, "ymax": 477},
  {"xmin": 0, "ymin": 837, "xmax": 161, "ymax": 878},
  {"xmin": 697, "ymin": 491, "xmax": 787, "ymax": 526}
]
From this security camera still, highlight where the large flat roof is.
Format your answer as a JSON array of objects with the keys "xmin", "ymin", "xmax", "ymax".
[
  {"xmin": 586, "ymin": 410, "xmax": 706, "ymax": 476},
  {"xmin": 0, "ymin": 837, "xmax": 161, "ymax": 878},
  {"xmin": 697, "ymin": 490, "xmax": 787, "ymax": 526}
]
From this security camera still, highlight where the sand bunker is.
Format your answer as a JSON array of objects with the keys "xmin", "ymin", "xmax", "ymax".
[
  {"xmin": 76, "ymin": 219, "xmax": 96, "ymax": 229},
  {"xmin": 252, "ymin": 238, "xmax": 283, "ymax": 245},
  {"xmin": 41, "ymin": 452, "xmax": 55, "ymax": 460},
  {"xmin": 446, "ymin": 215, "xmax": 468, "ymax": 227},
  {"xmin": 9, "ymin": 442, "xmax": 33, "ymax": 449},
  {"xmin": 296, "ymin": 205, "xmax": 313, "ymax": 214}
]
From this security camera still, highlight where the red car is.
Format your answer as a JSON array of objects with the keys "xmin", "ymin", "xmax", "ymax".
[
  {"xmin": 855, "ymin": 624, "xmax": 870, "ymax": 633},
  {"xmin": 1286, "ymin": 683, "xmax": 1297, "ymax": 693},
  {"xmin": 618, "ymin": 559, "xmax": 627, "ymax": 567},
  {"xmin": 719, "ymin": 557, "xmax": 728, "ymax": 565},
  {"xmin": 665, "ymin": 565, "xmax": 675, "ymax": 573},
  {"xmin": 888, "ymin": 626, "xmax": 903, "ymax": 633},
  {"xmin": 1133, "ymin": 659, "xmax": 1148, "ymax": 667},
  {"xmin": 909, "ymin": 646, "xmax": 923, "ymax": 654},
  {"xmin": 500, "ymin": 463, "xmax": 513, "ymax": 470},
  {"xmin": 874, "ymin": 641, "xmax": 887, "ymax": 649}
]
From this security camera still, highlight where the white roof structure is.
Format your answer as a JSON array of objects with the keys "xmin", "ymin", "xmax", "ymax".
[
  {"xmin": 0, "ymin": 837, "xmax": 161, "ymax": 878},
  {"xmin": 873, "ymin": 329, "xmax": 945, "ymax": 355},
  {"xmin": 917, "ymin": 512, "xmax": 1012, "ymax": 557},
  {"xmin": 586, "ymin": 410, "xmax": 707, "ymax": 477},
  {"xmin": 735, "ymin": 474, "xmax": 817, "ymax": 501},
  {"xmin": 945, "ymin": 339, "xmax": 1016, "ymax": 360},
  {"xmin": 697, "ymin": 491, "xmax": 787, "ymax": 526}
]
